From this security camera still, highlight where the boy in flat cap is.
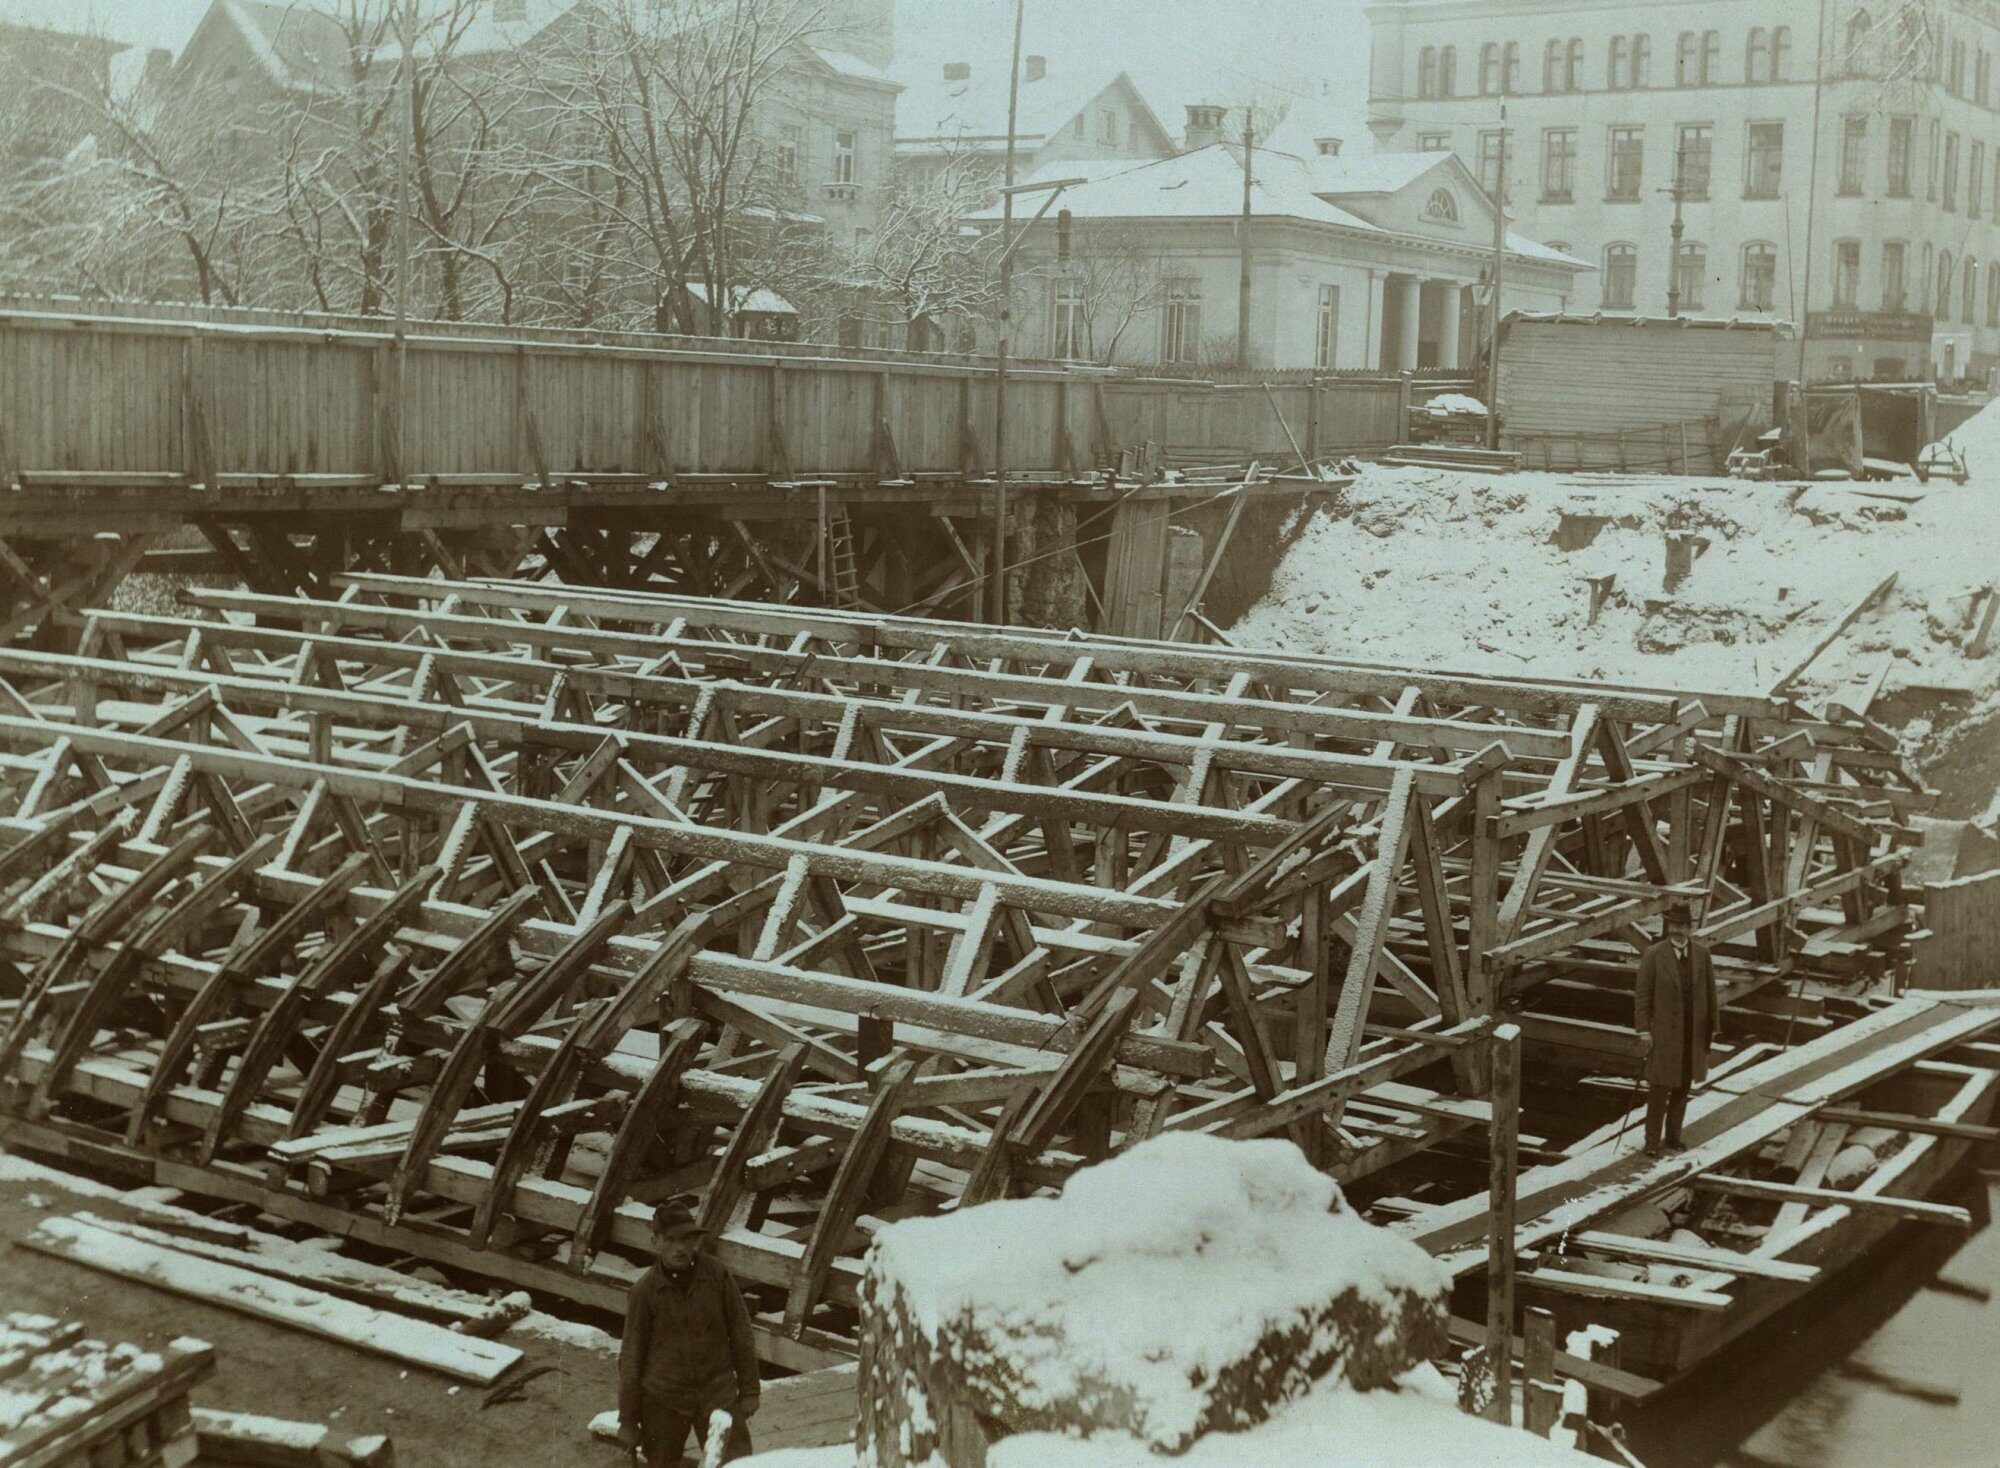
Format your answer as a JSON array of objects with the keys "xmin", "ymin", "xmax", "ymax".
[{"xmin": 617, "ymin": 1200, "xmax": 760, "ymax": 1464}]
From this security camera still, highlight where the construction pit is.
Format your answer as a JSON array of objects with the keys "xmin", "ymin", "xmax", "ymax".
[{"xmin": 6, "ymin": 404, "xmax": 2000, "ymax": 1467}]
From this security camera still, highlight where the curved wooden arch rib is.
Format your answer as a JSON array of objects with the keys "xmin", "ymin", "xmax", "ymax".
[{"xmin": 572, "ymin": 1018, "xmax": 707, "ymax": 1273}]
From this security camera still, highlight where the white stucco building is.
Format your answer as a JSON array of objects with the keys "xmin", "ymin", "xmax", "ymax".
[
  {"xmin": 1368, "ymin": 0, "xmax": 2000, "ymax": 382},
  {"xmin": 976, "ymin": 125, "xmax": 1586, "ymax": 371}
]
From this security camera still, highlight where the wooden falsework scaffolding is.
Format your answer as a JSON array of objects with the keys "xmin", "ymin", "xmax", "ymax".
[{"xmin": 0, "ymin": 575, "xmax": 1930, "ymax": 1369}]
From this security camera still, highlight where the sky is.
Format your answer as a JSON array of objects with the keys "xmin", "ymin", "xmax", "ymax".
[{"xmin": 0, "ymin": 0, "xmax": 1378, "ymax": 134}]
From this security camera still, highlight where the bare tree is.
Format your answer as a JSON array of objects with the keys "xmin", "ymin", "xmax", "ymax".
[
  {"xmin": 1034, "ymin": 220, "xmax": 1176, "ymax": 366},
  {"xmin": 847, "ymin": 149, "xmax": 998, "ymax": 350},
  {"xmin": 522, "ymin": 0, "xmax": 832, "ymax": 333}
]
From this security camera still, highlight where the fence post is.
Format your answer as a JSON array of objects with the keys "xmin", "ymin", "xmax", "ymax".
[{"xmin": 1483, "ymin": 1021, "xmax": 1521, "ymax": 1424}]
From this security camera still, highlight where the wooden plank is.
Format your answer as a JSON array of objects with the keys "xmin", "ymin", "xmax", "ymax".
[
  {"xmin": 20, "ymin": 1215, "xmax": 523, "ymax": 1383},
  {"xmin": 1688, "ymin": 1173, "xmax": 1974, "ymax": 1226}
]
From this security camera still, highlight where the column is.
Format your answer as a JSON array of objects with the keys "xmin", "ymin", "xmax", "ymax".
[
  {"xmin": 1436, "ymin": 284, "xmax": 1462, "ymax": 369},
  {"xmin": 1396, "ymin": 276, "xmax": 1422, "ymax": 373}
]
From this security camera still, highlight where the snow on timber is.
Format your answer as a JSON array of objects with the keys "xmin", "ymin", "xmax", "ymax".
[
  {"xmin": 869, "ymin": 1132, "xmax": 1450, "ymax": 1449},
  {"xmin": 1235, "ymin": 398, "xmax": 2000, "ymax": 757}
]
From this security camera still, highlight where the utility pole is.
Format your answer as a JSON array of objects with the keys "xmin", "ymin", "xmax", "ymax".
[
  {"xmin": 1238, "ymin": 106, "xmax": 1254, "ymax": 369},
  {"xmin": 990, "ymin": 0, "xmax": 1025, "ymax": 626},
  {"xmin": 1796, "ymin": 0, "xmax": 1830, "ymax": 384},
  {"xmin": 392, "ymin": 0, "xmax": 415, "ymax": 488},
  {"xmin": 1662, "ymin": 138, "xmax": 1688, "ymax": 318},
  {"xmin": 1485, "ymin": 100, "xmax": 1507, "ymax": 451}
]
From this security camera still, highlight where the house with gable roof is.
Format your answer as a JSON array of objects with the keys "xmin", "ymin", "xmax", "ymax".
[{"xmin": 972, "ymin": 113, "xmax": 1588, "ymax": 371}]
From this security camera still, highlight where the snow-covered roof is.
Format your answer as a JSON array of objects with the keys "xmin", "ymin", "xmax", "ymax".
[
  {"xmin": 894, "ymin": 57, "xmax": 1167, "ymax": 153},
  {"xmin": 968, "ymin": 145, "xmax": 1383, "ymax": 232},
  {"xmin": 683, "ymin": 282, "xmax": 796, "ymax": 315},
  {"xmin": 812, "ymin": 46, "xmax": 894, "ymax": 86},
  {"xmin": 1308, "ymin": 152, "xmax": 1444, "ymax": 197}
]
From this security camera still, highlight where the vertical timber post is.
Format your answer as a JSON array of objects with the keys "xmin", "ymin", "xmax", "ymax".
[{"xmin": 1483, "ymin": 1020, "xmax": 1521, "ymax": 1424}]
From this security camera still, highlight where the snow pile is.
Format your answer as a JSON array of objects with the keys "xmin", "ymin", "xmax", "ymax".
[
  {"xmin": 1234, "ymin": 437, "xmax": 2000, "ymax": 743},
  {"xmin": 858, "ymin": 1133, "xmax": 1449, "ymax": 1461},
  {"xmin": 1421, "ymin": 393, "xmax": 1488, "ymax": 417}
]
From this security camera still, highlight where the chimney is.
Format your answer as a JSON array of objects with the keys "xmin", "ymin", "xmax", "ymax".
[
  {"xmin": 1023, "ymin": 54, "xmax": 1047, "ymax": 82},
  {"xmin": 943, "ymin": 60, "xmax": 970, "ymax": 81},
  {"xmin": 1315, "ymin": 136, "xmax": 1342, "ymax": 157},
  {"xmin": 1184, "ymin": 103, "xmax": 1226, "ymax": 151}
]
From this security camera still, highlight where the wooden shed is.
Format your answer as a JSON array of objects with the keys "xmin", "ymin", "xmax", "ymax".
[{"xmin": 1494, "ymin": 313, "xmax": 1789, "ymax": 474}]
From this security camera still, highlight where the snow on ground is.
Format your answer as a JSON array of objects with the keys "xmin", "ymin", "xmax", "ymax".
[{"xmin": 1237, "ymin": 399, "xmax": 2000, "ymax": 761}]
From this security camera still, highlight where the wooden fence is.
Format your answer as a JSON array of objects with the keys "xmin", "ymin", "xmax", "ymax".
[
  {"xmin": 1914, "ymin": 866, "xmax": 2000, "ymax": 991},
  {"xmin": 0, "ymin": 301, "xmax": 1408, "ymax": 485}
]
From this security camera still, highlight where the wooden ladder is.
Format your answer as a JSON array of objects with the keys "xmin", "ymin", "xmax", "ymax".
[{"xmin": 826, "ymin": 508, "xmax": 862, "ymax": 610}]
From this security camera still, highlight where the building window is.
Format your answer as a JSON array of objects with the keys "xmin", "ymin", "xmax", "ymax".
[
  {"xmin": 1541, "ymin": 129, "xmax": 1576, "ymax": 201},
  {"xmin": 1098, "ymin": 108, "xmax": 1118, "ymax": 145},
  {"xmin": 1480, "ymin": 41, "xmax": 1501, "ymax": 94},
  {"xmin": 1439, "ymin": 45, "xmax": 1456, "ymax": 96},
  {"xmin": 1315, "ymin": 285, "xmax": 1339, "ymax": 369},
  {"xmin": 1675, "ymin": 124, "xmax": 1712, "ymax": 199},
  {"xmin": 1965, "ymin": 258, "xmax": 1978, "ymax": 325},
  {"xmin": 1835, "ymin": 116, "xmax": 1866, "ymax": 196},
  {"xmin": 1607, "ymin": 34, "xmax": 1628, "ymax": 89},
  {"xmin": 1674, "ymin": 242, "xmax": 1706, "ymax": 310},
  {"xmin": 1701, "ymin": 29, "xmax": 1719, "ymax": 82},
  {"xmin": 1544, "ymin": 38, "xmax": 1564, "ymax": 92},
  {"xmin": 1503, "ymin": 40, "xmax": 1521, "ymax": 94},
  {"xmin": 1676, "ymin": 30, "xmax": 1698, "ymax": 85},
  {"xmin": 1833, "ymin": 240, "xmax": 1861, "ymax": 308},
  {"xmin": 1987, "ymin": 262, "xmax": 1999, "ymax": 327},
  {"xmin": 1937, "ymin": 251, "xmax": 1953, "ymax": 319},
  {"xmin": 1418, "ymin": 132, "xmax": 1451, "ymax": 152},
  {"xmin": 1928, "ymin": 118, "xmax": 1940, "ymax": 201},
  {"xmin": 1161, "ymin": 279, "xmax": 1202, "ymax": 363},
  {"xmin": 1631, "ymin": 33, "xmax": 1652, "ymax": 88},
  {"xmin": 1770, "ymin": 26, "xmax": 1792, "ymax": 80},
  {"xmin": 1745, "ymin": 121, "xmax": 1784, "ymax": 199},
  {"xmin": 1945, "ymin": 132, "xmax": 1961, "ymax": 212},
  {"xmin": 1950, "ymin": 38, "xmax": 1966, "ymax": 93},
  {"xmin": 1741, "ymin": 242, "xmax": 1777, "ymax": 311},
  {"xmin": 775, "ymin": 124, "xmax": 801, "ymax": 182},
  {"xmin": 1882, "ymin": 240, "xmax": 1906, "ymax": 309},
  {"xmin": 1981, "ymin": 49, "xmax": 1993, "ymax": 105},
  {"xmin": 1746, "ymin": 26, "xmax": 1769, "ymax": 81},
  {"xmin": 1052, "ymin": 278, "xmax": 1083, "ymax": 360},
  {"xmin": 1478, "ymin": 130, "xmax": 1505, "ymax": 196},
  {"xmin": 833, "ymin": 129, "xmax": 856, "ymax": 184},
  {"xmin": 1974, "ymin": 142, "xmax": 1987, "ymax": 219},
  {"xmin": 1603, "ymin": 243, "xmax": 1637, "ymax": 310},
  {"xmin": 1887, "ymin": 116, "xmax": 1913, "ymax": 197},
  {"xmin": 1420, "ymin": 47, "xmax": 1439, "ymax": 98},
  {"xmin": 1844, "ymin": 8, "xmax": 1872, "ymax": 73},
  {"xmin": 1565, "ymin": 38, "xmax": 1583, "ymax": 91},
  {"xmin": 1606, "ymin": 126, "xmax": 1643, "ymax": 201},
  {"xmin": 1425, "ymin": 188, "xmax": 1460, "ymax": 222}
]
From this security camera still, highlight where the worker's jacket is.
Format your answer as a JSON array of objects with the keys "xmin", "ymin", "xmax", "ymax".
[
  {"xmin": 618, "ymin": 1256, "xmax": 760, "ymax": 1421},
  {"xmin": 1634, "ymin": 938, "xmax": 1717, "ymax": 1089}
]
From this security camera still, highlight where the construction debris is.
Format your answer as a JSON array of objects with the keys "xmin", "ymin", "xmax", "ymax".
[{"xmin": 0, "ymin": 1315, "xmax": 212, "ymax": 1468}]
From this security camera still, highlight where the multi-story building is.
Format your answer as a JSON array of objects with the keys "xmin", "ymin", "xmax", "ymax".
[{"xmin": 1367, "ymin": 0, "xmax": 2000, "ymax": 382}]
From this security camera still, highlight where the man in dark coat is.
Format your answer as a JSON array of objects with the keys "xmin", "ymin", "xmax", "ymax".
[
  {"xmin": 617, "ymin": 1200, "xmax": 760, "ymax": 1465},
  {"xmin": 1633, "ymin": 903, "xmax": 1717, "ymax": 1156}
]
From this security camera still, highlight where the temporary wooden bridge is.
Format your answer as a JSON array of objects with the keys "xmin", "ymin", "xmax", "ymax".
[
  {"xmin": 0, "ymin": 299, "xmax": 1396, "ymax": 638},
  {"xmin": 0, "ymin": 574, "xmax": 1936, "ymax": 1373}
]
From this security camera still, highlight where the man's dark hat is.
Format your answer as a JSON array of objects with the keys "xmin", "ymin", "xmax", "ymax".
[
  {"xmin": 652, "ymin": 1199, "xmax": 704, "ymax": 1238},
  {"xmin": 1665, "ymin": 902, "xmax": 1693, "ymax": 924}
]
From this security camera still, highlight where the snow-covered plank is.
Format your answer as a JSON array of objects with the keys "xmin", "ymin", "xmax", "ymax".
[{"xmin": 20, "ymin": 1216, "xmax": 522, "ymax": 1384}]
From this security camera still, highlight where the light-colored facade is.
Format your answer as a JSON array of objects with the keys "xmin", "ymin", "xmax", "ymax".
[
  {"xmin": 977, "ymin": 141, "xmax": 1584, "ymax": 371},
  {"xmin": 1368, "ymin": 0, "xmax": 2000, "ymax": 382}
]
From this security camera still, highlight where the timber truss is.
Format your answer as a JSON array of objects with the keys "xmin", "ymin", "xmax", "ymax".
[{"xmin": 0, "ymin": 575, "xmax": 1927, "ymax": 1366}]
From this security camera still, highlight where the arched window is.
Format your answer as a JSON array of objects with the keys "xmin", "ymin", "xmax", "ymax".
[
  {"xmin": 1420, "ymin": 46, "xmax": 1439, "ymax": 98},
  {"xmin": 1547, "ymin": 240, "xmax": 1573, "ymax": 256},
  {"xmin": 1674, "ymin": 241, "xmax": 1707, "ymax": 310},
  {"xmin": 1938, "ymin": 250, "xmax": 1954, "ymax": 317},
  {"xmin": 1747, "ymin": 26, "xmax": 1769, "ymax": 81},
  {"xmin": 1771, "ymin": 26, "xmax": 1793, "ymax": 80},
  {"xmin": 1677, "ymin": 30, "xmax": 1698, "ymax": 85},
  {"xmin": 1986, "ymin": 261, "xmax": 1999, "ymax": 326},
  {"xmin": 1425, "ymin": 188, "xmax": 1460, "ymax": 222},
  {"xmin": 1565, "ymin": 38, "xmax": 1583, "ymax": 90},
  {"xmin": 1965, "ymin": 257, "xmax": 1978, "ymax": 323},
  {"xmin": 1439, "ymin": 45, "xmax": 1457, "ymax": 96},
  {"xmin": 1480, "ymin": 42, "xmax": 1500, "ymax": 94},
  {"xmin": 1701, "ymin": 29, "xmax": 1720, "ymax": 81},
  {"xmin": 1950, "ymin": 38, "xmax": 1967, "ymax": 92},
  {"xmin": 1604, "ymin": 243, "xmax": 1638, "ymax": 310},
  {"xmin": 1544, "ymin": 38, "xmax": 1563, "ymax": 91},
  {"xmin": 1503, "ymin": 41, "xmax": 1521, "ymax": 94},
  {"xmin": 1740, "ymin": 242, "xmax": 1777, "ymax": 311},
  {"xmin": 1608, "ymin": 34, "xmax": 1628, "ymax": 88},
  {"xmin": 1631, "ymin": 33, "xmax": 1652, "ymax": 87},
  {"xmin": 1845, "ymin": 8, "xmax": 1871, "ymax": 72}
]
